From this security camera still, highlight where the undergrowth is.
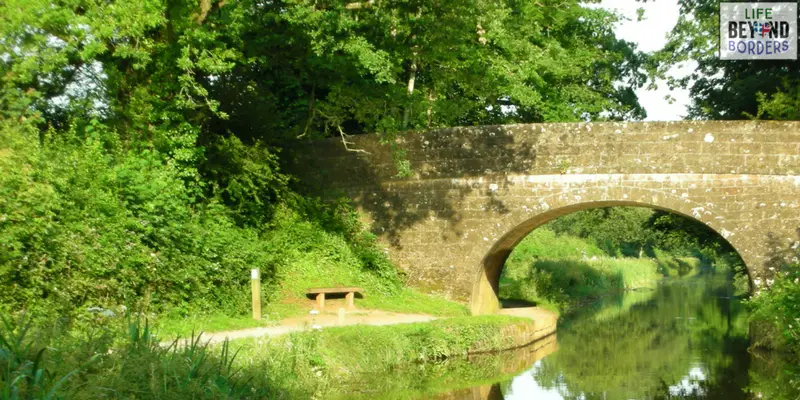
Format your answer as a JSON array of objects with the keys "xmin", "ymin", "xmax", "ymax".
[{"xmin": 2, "ymin": 122, "xmax": 451, "ymax": 331}]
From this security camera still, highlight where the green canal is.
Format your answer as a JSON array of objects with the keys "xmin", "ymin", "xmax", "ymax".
[{"xmin": 352, "ymin": 275, "xmax": 800, "ymax": 399}]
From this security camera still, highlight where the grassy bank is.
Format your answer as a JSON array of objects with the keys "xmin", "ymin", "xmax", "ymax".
[
  {"xmin": 151, "ymin": 208, "xmax": 468, "ymax": 338},
  {"xmin": 230, "ymin": 315, "xmax": 541, "ymax": 396},
  {"xmin": 154, "ymin": 288, "xmax": 469, "ymax": 339},
  {"xmin": 1, "ymin": 123, "xmax": 467, "ymax": 338},
  {"xmin": 500, "ymin": 228, "xmax": 702, "ymax": 313},
  {"xmin": 0, "ymin": 314, "xmax": 533, "ymax": 399}
]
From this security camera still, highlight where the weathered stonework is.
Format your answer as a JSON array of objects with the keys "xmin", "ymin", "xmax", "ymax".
[{"xmin": 288, "ymin": 121, "xmax": 800, "ymax": 315}]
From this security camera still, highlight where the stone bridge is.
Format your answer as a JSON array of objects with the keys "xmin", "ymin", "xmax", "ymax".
[{"xmin": 289, "ymin": 121, "xmax": 800, "ymax": 315}]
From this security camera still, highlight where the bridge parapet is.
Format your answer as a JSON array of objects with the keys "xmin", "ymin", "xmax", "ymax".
[
  {"xmin": 295, "ymin": 121, "xmax": 800, "ymax": 184},
  {"xmin": 288, "ymin": 121, "xmax": 800, "ymax": 314}
]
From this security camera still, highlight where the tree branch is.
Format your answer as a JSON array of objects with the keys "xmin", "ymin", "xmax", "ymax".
[
  {"xmin": 298, "ymin": 85, "xmax": 316, "ymax": 138},
  {"xmin": 338, "ymin": 126, "xmax": 370, "ymax": 154}
]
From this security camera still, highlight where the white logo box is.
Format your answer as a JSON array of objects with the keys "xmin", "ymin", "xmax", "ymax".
[{"xmin": 720, "ymin": 2, "xmax": 797, "ymax": 60}]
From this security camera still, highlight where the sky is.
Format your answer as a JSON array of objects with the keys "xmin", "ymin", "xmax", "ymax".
[{"xmin": 595, "ymin": 0, "xmax": 695, "ymax": 121}]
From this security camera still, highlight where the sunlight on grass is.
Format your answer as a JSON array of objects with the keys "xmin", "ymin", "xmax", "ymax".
[
  {"xmin": 361, "ymin": 288, "xmax": 469, "ymax": 316},
  {"xmin": 154, "ymin": 312, "xmax": 271, "ymax": 339}
]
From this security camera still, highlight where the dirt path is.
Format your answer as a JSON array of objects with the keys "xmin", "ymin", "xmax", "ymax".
[
  {"xmin": 185, "ymin": 309, "xmax": 438, "ymax": 345},
  {"xmin": 166, "ymin": 305, "xmax": 557, "ymax": 346}
]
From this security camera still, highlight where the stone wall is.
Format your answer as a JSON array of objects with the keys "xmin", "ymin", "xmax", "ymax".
[{"xmin": 287, "ymin": 121, "xmax": 800, "ymax": 314}]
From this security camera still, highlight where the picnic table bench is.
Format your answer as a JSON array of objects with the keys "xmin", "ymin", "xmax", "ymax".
[{"xmin": 306, "ymin": 287, "xmax": 364, "ymax": 309}]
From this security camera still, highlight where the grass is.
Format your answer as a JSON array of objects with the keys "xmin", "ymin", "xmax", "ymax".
[
  {"xmin": 505, "ymin": 228, "xmax": 606, "ymax": 262},
  {"xmin": 154, "ymin": 288, "xmax": 468, "ymax": 339},
  {"xmin": 151, "ymin": 208, "xmax": 469, "ymax": 338},
  {"xmin": 153, "ymin": 312, "xmax": 273, "ymax": 339},
  {"xmin": 229, "ymin": 315, "xmax": 532, "ymax": 396},
  {"xmin": 0, "ymin": 315, "xmax": 284, "ymax": 399},
  {"xmin": 360, "ymin": 288, "xmax": 469, "ymax": 317},
  {"xmin": 501, "ymin": 256, "xmax": 662, "ymax": 313},
  {"xmin": 1, "ymin": 313, "xmax": 533, "ymax": 399},
  {"xmin": 499, "ymin": 227, "xmax": 703, "ymax": 314}
]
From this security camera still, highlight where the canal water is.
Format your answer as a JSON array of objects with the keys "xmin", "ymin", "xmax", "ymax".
[
  {"xmin": 352, "ymin": 275, "xmax": 799, "ymax": 399},
  {"xmin": 499, "ymin": 276, "xmax": 753, "ymax": 399}
]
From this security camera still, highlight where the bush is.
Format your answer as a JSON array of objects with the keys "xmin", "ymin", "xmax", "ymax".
[
  {"xmin": 0, "ymin": 123, "xmax": 277, "ymax": 315},
  {"xmin": 0, "ymin": 121, "xmax": 401, "ymax": 318},
  {"xmin": 749, "ymin": 265, "xmax": 800, "ymax": 353}
]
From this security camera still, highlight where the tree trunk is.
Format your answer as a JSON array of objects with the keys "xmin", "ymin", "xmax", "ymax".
[
  {"xmin": 402, "ymin": 58, "xmax": 417, "ymax": 128},
  {"xmin": 426, "ymin": 88, "xmax": 434, "ymax": 128}
]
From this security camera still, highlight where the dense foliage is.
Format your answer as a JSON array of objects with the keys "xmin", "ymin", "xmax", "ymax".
[
  {"xmin": 547, "ymin": 207, "xmax": 744, "ymax": 272},
  {"xmin": 0, "ymin": 120, "xmax": 401, "ymax": 316},
  {"xmin": 499, "ymin": 207, "xmax": 749, "ymax": 312},
  {"xmin": 1, "ymin": 0, "xmax": 648, "ymax": 142},
  {"xmin": 0, "ymin": 0, "xmax": 652, "ymax": 317},
  {"xmin": 499, "ymin": 224, "xmax": 706, "ymax": 312},
  {"xmin": 750, "ymin": 262, "xmax": 800, "ymax": 354}
]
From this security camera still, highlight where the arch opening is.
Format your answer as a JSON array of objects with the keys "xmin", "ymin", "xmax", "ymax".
[{"xmin": 470, "ymin": 201, "xmax": 750, "ymax": 315}]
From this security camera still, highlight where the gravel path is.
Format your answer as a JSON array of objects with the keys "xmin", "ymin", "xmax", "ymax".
[{"xmin": 171, "ymin": 309, "xmax": 438, "ymax": 345}]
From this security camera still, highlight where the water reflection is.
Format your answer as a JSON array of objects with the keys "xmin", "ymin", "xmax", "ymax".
[
  {"xmin": 356, "ymin": 276, "xmax": 799, "ymax": 399},
  {"xmin": 501, "ymin": 276, "xmax": 753, "ymax": 399}
]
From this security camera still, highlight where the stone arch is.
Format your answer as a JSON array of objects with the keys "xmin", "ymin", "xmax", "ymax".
[
  {"xmin": 470, "ymin": 199, "xmax": 751, "ymax": 315},
  {"xmin": 287, "ymin": 121, "xmax": 800, "ymax": 312}
]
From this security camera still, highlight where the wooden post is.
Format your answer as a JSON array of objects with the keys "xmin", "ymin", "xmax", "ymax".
[
  {"xmin": 251, "ymin": 268, "xmax": 261, "ymax": 320},
  {"xmin": 316, "ymin": 293, "xmax": 325, "ymax": 309},
  {"xmin": 346, "ymin": 292, "xmax": 355, "ymax": 309}
]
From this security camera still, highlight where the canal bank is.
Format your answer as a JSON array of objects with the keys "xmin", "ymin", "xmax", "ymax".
[
  {"xmin": 258, "ymin": 273, "xmax": 799, "ymax": 399},
  {"xmin": 224, "ymin": 310, "xmax": 557, "ymax": 398},
  {"xmin": 177, "ymin": 306, "xmax": 556, "ymax": 346},
  {"xmin": 412, "ymin": 274, "xmax": 800, "ymax": 399}
]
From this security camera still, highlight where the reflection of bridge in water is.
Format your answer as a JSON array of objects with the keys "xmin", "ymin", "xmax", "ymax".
[{"xmin": 434, "ymin": 333, "xmax": 559, "ymax": 400}]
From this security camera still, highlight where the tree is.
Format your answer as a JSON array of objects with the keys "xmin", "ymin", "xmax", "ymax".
[
  {"xmin": 0, "ymin": 0, "xmax": 653, "ymax": 312},
  {"xmin": 1, "ymin": 0, "xmax": 649, "ymax": 143},
  {"xmin": 548, "ymin": 207, "xmax": 657, "ymax": 257},
  {"xmin": 657, "ymin": 0, "xmax": 800, "ymax": 120}
]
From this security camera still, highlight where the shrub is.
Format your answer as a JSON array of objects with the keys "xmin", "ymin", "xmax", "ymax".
[
  {"xmin": 0, "ymin": 121, "xmax": 401, "ymax": 318},
  {"xmin": 749, "ymin": 264, "xmax": 800, "ymax": 353}
]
